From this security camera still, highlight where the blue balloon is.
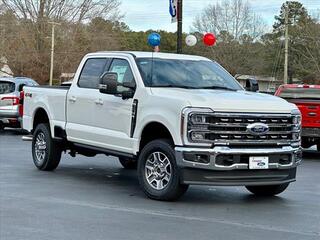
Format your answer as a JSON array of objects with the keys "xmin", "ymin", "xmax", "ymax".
[{"xmin": 148, "ymin": 33, "xmax": 161, "ymax": 47}]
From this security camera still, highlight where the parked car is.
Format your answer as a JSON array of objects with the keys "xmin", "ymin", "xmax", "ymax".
[
  {"xmin": 275, "ymin": 84, "xmax": 320, "ymax": 151},
  {"xmin": 23, "ymin": 51, "xmax": 302, "ymax": 200},
  {"xmin": 0, "ymin": 77, "xmax": 38, "ymax": 130}
]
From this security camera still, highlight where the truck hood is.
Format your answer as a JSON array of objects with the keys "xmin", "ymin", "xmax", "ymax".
[{"xmin": 150, "ymin": 88, "xmax": 297, "ymax": 113}]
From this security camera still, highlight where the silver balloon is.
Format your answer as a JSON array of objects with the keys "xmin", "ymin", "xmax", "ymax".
[{"xmin": 185, "ymin": 35, "xmax": 197, "ymax": 46}]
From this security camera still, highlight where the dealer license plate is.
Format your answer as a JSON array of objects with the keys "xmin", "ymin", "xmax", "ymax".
[{"xmin": 249, "ymin": 156, "xmax": 269, "ymax": 169}]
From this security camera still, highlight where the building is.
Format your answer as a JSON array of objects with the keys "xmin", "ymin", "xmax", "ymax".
[
  {"xmin": 235, "ymin": 74, "xmax": 301, "ymax": 93},
  {"xmin": 0, "ymin": 57, "xmax": 13, "ymax": 77}
]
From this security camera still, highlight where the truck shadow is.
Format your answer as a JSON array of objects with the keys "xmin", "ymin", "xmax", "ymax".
[
  {"xmin": 303, "ymin": 150, "xmax": 320, "ymax": 160},
  {"xmin": 50, "ymin": 160, "xmax": 290, "ymax": 205},
  {"xmin": 0, "ymin": 128, "xmax": 26, "ymax": 136}
]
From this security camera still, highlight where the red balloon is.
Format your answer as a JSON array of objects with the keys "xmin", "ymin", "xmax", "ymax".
[{"xmin": 203, "ymin": 33, "xmax": 216, "ymax": 46}]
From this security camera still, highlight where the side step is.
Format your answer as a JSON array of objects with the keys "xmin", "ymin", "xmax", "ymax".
[{"xmin": 22, "ymin": 135, "xmax": 33, "ymax": 141}]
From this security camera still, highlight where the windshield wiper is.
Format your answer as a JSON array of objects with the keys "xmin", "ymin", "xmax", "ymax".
[{"xmin": 199, "ymin": 86, "xmax": 237, "ymax": 91}]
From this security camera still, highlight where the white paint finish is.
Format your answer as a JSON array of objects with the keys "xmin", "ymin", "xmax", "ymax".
[{"xmin": 23, "ymin": 51, "xmax": 298, "ymax": 154}]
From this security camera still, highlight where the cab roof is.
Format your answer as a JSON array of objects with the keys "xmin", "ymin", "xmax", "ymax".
[{"xmin": 87, "ymin": 51, "xmax": 211, "ymax": 61}]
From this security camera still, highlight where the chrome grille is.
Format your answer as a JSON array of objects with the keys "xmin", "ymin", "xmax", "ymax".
[{"xmin": 188, "ymin": 113, "xmax": 299, "ymax": 145}]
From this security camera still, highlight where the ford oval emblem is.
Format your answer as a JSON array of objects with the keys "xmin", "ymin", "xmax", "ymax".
[{"xmin": 247, "ymin": 123, "xmax": 269, "ymax": 136}]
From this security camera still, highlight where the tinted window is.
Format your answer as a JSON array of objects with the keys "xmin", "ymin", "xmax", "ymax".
[
  {"xmin": 109, "ymin": 59, "xmax": 135, "ymax": 93},
  {"xmin": 78, "ymin": 58, "xmax": 107, "ymax": 89},
  {"xmin": 279, "ymin": 88, "xmax": 320, "ymax": 99},
  {"xmin": 0, "ymin": 81, "xmax": 15, "ymax": 94},
  {"xmin": 136, "ymin": 58, "xmax": 242, "ymax": 90}
]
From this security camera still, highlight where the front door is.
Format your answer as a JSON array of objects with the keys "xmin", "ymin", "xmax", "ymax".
[{"xmin": 92, "ymin": 58, "xmax": 136, "ymax": 153}]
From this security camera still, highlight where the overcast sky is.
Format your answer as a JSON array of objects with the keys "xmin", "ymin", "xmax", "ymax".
[{"xmin": 121, "ymin": 0, "xmax": 320, "ymax": 32}]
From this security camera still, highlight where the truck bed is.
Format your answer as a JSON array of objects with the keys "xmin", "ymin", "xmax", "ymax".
[{"xmin": 23, "ymin": 85, "xmax": 69, "ymax": 134}]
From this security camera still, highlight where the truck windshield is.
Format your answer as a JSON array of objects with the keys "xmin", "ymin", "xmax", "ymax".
[
  {"xmin": 136, "ymin": 58, "xmax": 243, "ymax": 90},
  {"xmin": 279, "ymin": 88, "xmax": 320, "ymax": 100},
  {"xmin": 0, "ymin": 81, "xmax": 15, "ymax": 94}
]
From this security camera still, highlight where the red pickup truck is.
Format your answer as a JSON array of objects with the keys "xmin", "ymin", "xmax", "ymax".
[{"xmin": 275, "ymin": 84, "xmax": 320, "ymax": 151}]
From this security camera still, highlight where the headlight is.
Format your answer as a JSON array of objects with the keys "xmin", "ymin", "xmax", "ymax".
[
  {"xmin": 181, "ymin": 107, "xmax": 214, "ymax": 146},
  {"xmin": 292, "ymin": 115, "xmax": 301, "ymax": 125},
  {"xmin": 190, "ymin": 114, "xmax": 208, "ymax": 124},
  {"xmin": 190, "ymin": 131, "xmax": 206, "ymax": 141}
]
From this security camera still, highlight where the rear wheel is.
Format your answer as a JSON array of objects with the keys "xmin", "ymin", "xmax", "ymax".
[
  {"xmin": 32, "ymin": 123, "xmax": 62, "ymax": 171},
  {"xmin": 138, "ymin": 139, "xmax": 188, "ymax": 201},
  {"xmin": 245, "ymin": 183, "xmax": 289, "ymax": 196},
  {"xmin": 119, "ymin": 157, "xmax": 137, "ymax": 169}
]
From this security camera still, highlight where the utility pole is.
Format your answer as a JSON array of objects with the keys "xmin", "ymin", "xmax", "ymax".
[
  {"xmin": 48, "ymin": 22, "xmax": 60, "ymax": 86},
  {"xmin": 177, "ymin": 0, "xmax": 183, "ymax": 54},
  {"xmin": 283, "ymin": 5, "xmax": 289, "ymax": 84}
]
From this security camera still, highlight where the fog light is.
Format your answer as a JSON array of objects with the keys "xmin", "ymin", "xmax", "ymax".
[{"xmin": 183, "ymin": 153, "xmax": 210, "ymax": 164}]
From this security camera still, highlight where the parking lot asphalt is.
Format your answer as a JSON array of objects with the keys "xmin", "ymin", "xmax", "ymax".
[{"xmin": 0, "ymin": 129, "xmax": 319, "ymax": 240}]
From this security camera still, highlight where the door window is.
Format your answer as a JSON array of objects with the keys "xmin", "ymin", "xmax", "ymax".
[
  {"xmin": 78, "ymin": 58, "xmax": 107, "ymax": 89},
  {"xmin": 109, "ymin": 59, "xmax": 135, "ymax": 93}
]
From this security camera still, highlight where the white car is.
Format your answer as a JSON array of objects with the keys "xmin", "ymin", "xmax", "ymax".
[
  {"xmin": 0, "ymin": 77, "xmax": 38, "ymax": 129},
  {"xmin": 23, "ymin": 51, "xmax": 302, "ymax": 200}
]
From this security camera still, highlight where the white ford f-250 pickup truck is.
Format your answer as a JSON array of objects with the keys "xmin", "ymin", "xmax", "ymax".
[{"xmin": 23, "ymin": 51, "xmax": 302, "ymax": 201}]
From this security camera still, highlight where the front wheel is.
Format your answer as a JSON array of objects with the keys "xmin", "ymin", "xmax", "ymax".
[
  {"xmin": 138, "ymin": 139, "xmax": 188, "ymax": 201},
  {"xmin": 245, "ymin": 183, "xmax": 290, "ymax": 196},
  {"xmin": 32, "ymin": 123, "xmax": 62, "ymax": 171}
]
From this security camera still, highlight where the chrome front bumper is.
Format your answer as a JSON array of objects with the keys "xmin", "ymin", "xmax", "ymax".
[{"xmin": 175, "ymin": 146, "xmax": 302, "ymax": 171}]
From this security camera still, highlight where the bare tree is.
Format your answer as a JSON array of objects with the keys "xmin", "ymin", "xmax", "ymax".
[
  {"xmin": 192, "ymin": 0, "xmax": 265, "ymax": 40},
  {"xmin": 1, "ymin": 0, "xmax": 122, "ymax": 23}
]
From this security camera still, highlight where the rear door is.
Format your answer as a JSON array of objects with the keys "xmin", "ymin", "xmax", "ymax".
[
  {"xmin": 278, "ymin": 87, "xmax": 320, "ymax": 128},
  {"xmin": 66, "ymin": 58, "xmax": 110, "ymax": 144}
]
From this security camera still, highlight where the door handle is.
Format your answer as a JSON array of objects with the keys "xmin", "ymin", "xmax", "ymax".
[
  {"xmin": 94, "ymin": 99, "xmax": 103, "ymax": 105},
  {"xmin": 69, "ymin": 96, "xmax": 76, "ymax": 103}
]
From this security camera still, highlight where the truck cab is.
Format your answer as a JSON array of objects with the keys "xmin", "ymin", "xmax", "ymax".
[{"xmin": 23, "ymin": 51, "xmax": 302, "ymax": 201}]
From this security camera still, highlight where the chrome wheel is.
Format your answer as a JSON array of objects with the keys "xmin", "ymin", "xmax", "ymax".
[
  {"xmin": 145, "ymin": 152, "xmax": 172, "ymax": 190},
  {"xmin": 34, "ymin": 132, "xmax": 47, "ymax": 164}
]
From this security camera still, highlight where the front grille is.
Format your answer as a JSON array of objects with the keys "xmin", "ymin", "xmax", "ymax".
[{"xmin": 188, "ymin": 113, "xmax": 299, "ymax": 146}]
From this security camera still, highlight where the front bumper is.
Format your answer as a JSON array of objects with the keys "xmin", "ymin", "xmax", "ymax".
[{"xmin": 175, "ymin": 146, "xmax": 301, "ymax": 186}]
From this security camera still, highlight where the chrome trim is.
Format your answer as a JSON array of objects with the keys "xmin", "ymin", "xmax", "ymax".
[
  {"xmin": 175, "ymin": 146, "xmax": 301, "ymax": 171},
  {"xmin": 184, "ymin": 111, "xmax": 301, "ymax": 146}
]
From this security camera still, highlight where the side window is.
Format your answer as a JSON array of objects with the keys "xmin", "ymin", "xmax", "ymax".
[
  {"xmin": 109, "ymin": 59, "xmax": 135, "ymax": 92},
  {"xmin": 78, "ymin": 58, "xmax": 107, "ymax": 89}
]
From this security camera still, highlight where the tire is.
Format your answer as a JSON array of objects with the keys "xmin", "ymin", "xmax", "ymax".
[
  {"xmin": 245, "ymin": 183, "xmax": 290, "ymax": 196},
  {"xmin": 32, "ymin": 123, "xmax": 62, "ymax": 171},
  {"xmin": 317, "ymin": 144, "xmax": 320, "ymax": 152},
  {"xmin": 119, "ymin": 157, "xmax": 137, "ymax": 169},
  {"xmin": 138, "ymin": 139, "xmax": 189, "ymax": 201}
]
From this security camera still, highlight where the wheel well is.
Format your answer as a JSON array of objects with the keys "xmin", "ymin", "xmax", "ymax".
[
  {"xmin": 33, "ymin": 108, "xmax": 49, "ymax": 131},
  {"xmin": 139, "ymin": 122, "xmax": 174, "ymax": 151}
]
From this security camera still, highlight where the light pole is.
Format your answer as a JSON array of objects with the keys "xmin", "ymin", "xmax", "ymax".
[
  {"xmin": 48, "ymin": 22, "xmax": 60, "ymax": 86},
  {"xmin": 283, "ymin": 6, "xmax": 289, "ymax": 84},
  {"xmin": 177, "ymin": 0, "xmax": 183, "ymax": 54}
]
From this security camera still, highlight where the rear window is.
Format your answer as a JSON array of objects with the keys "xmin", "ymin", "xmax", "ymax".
[
  {"xmin": 0, "ymin": 81, "xmax": 15, "ymax": 94},
  {"xmin": 279, "ymin": 88, "xmax": 320, "ymax": 99}
]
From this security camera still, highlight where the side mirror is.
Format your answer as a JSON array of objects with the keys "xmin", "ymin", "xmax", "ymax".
[
  {"xmin": 245, "ymin": 78, "xmax": 259, "ymax": 92},
  {"xmin": 99, "ymin": 72, "xmax": 118, "ymax": 94},
  {"xmin": 122, "ymin": 81, "xmax": 136, "ymax": 89}
]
